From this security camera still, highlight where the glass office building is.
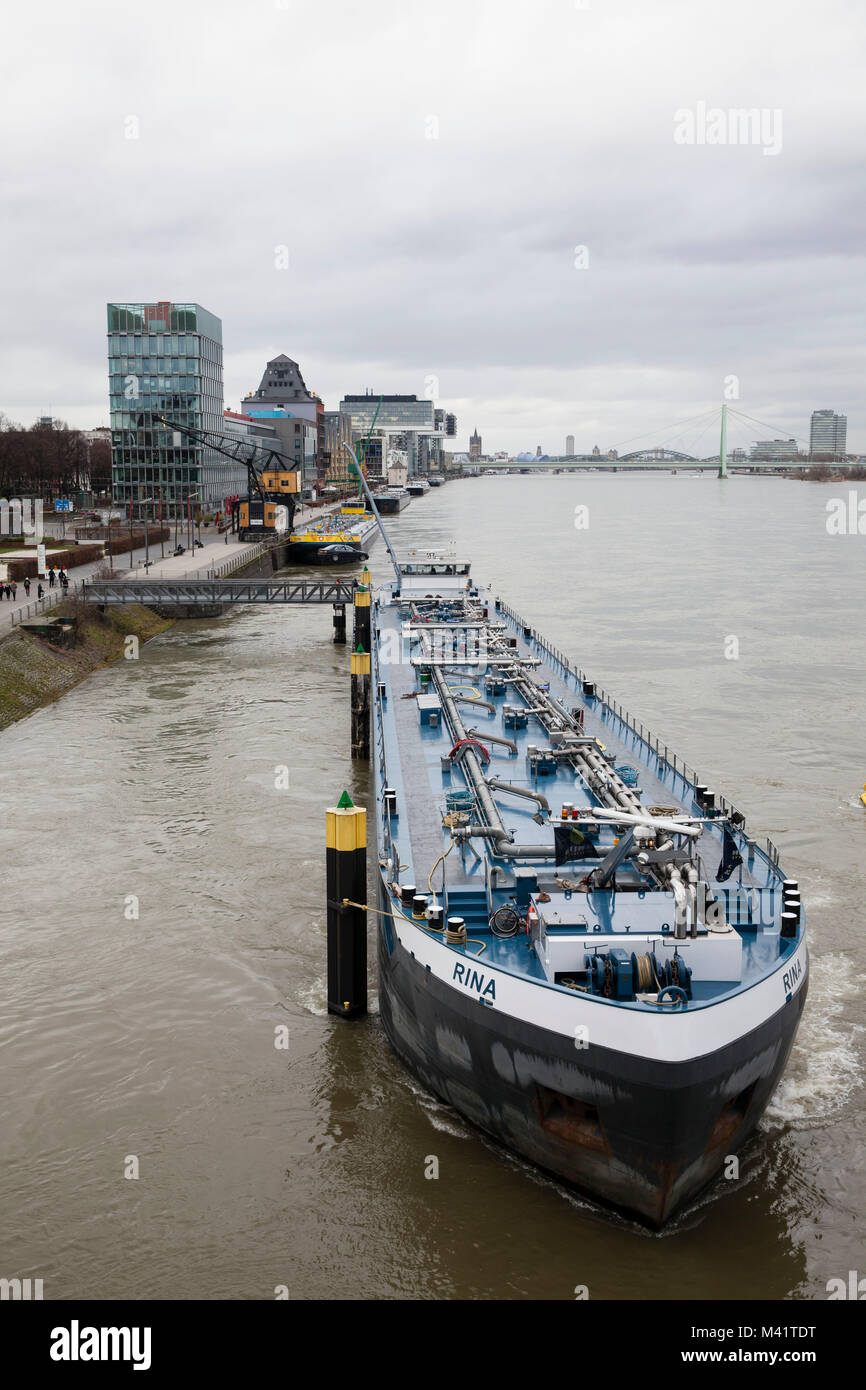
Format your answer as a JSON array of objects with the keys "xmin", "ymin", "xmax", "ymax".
[
  {"xmin": 339, "ymin": 393, "xmax": 435, "ymax": 434},
  {"xmin": 339, "ymin": 394, "xmax": 450, "ymax": 477},
  {"xmin": 107, "ymin": 301, "xmax": 229, "ymax": 516}
]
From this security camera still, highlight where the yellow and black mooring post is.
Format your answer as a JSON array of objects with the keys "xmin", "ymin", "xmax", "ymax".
[
  {"xmin": 353, "ymin": 569, "xmax": 372, "ymax": 652},
  {"xmin": 351, "ymin": 569, "xmax": 372, "ymax": 759},
  {"xmin": 350, "ymin": 646, "xmax": 371, "ymax": 758},
  {"xmin": 326, "ymin": 792, "xmax": 367, "ymax": 1017}
]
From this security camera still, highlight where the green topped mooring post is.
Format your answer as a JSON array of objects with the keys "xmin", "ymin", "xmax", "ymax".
[
  {"xmin": 353, "ymin": 576, "xmax": 372, "ymax": 654},
  {"xmin": 718, "ymin": 402, "xmax": 728, "ymax": 479}
]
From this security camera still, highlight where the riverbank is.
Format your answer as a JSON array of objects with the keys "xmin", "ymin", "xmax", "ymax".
[{"xmin": 0, "ymin": 602, "xmax": 173, "ymax": 731}]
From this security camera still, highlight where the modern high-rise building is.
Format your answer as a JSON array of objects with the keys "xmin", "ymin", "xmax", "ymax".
[
  {"xmin": 339, "ymin": 392, "xmax": 449, "ymax": 477},
  {"xmin": 469, "ymin": 428, "xmax": 482, "ymax": 461},
  {"xmin": 810, "ymin": 409, "xmax": 847, "ymax": 459},
  {"xmin": 436, "ymin": 409, "xmax": 457, "ymax": 438},
  {"xmin": 107, "ymin": 301, "xmax": 231, "ymax": 517},
  {"xmin": 566, "ymin": 434, "xmax": 575, "ymax": 456}
]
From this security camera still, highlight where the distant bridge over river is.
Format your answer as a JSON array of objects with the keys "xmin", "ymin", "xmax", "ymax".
[{"xmin": 473, "ymin": 455, "xmax": 815, "ymax": 473}]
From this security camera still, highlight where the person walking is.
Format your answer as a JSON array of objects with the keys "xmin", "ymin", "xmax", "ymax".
[
  {"xmin": 37, "ymin": 583, "xmax": 44, "ymax": 599},
  {"xmin": 23, "ymin": 578, "xmax": 30, "ymax": 597},
  {"xmin": 11, "ymin": 582, "xmax": 17, "ymax": 600},
  {"xmin": 48, "ymin": 568, "xmax": 55, "ymax": 588}
]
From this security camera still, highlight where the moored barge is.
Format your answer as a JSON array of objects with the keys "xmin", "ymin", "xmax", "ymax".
[{"xmin": 370, "ymin": 555, "xmax": 808, "ymax": 1225}]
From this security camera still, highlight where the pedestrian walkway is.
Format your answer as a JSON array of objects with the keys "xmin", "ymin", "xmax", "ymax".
[
  {"xmin": 0, "ymin": 536, "xmax": 262, "ymax": 632},
  {"xmin": 0, "ymin": 502, "xmax": 345, "ymax": 634},
  {"xmin": 121, "ymin": 536, "xmax": 261, "ymax": 581}
]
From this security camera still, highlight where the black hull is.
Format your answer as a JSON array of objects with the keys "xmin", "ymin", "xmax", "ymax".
[
  {"xmin": 285, "ymin": 543, "xmax": 367, "ymax": 564},
  {"xmin": 376, "ymin": 887, "xmax": 807, "ymax": 1226},
  {"xmin": 376, "ymin": 496, "xmax": 410, "ymax": 513}
]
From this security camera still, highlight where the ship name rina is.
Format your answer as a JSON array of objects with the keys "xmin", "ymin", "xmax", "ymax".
[
  {"xmin": 453, "ymin": 961, "xmax": 496, "ymax": 1000},
  {"xmin": 783, "ymin": 956, "xmax": 803, "ymax": 996}
]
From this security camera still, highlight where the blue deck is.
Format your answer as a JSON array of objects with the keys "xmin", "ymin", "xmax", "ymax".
[{"xmin": 371, "ymin": 564, "xmax": 804, "ymax": 1011}]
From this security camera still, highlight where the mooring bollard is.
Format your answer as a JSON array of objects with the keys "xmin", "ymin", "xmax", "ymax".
[
  {"xmin": 332, "ymin": 602, "xmax": 346, "ymax": 645},
  {"xmin": 353, "ymin": 574, "xmax": 371, "ymax": 652},
  {"xmin": 326, "ymin": 791, "xmax": 367, "ymax": 1018},
  {"xmin": 350, "ymin": 646, "xmax": 371, "ymax": 759}
]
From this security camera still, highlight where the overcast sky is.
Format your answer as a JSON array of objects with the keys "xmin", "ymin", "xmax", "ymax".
[{"xmin": 1, "ymin": 0, "xmax": 863, "ymax": 455}]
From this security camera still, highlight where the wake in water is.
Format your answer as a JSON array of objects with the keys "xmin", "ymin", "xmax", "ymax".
[
  {"xmin": 297, "ymin": 976, "xmax": 379, "ymax": 1017},
  {"xmin": 395, "ymin": 1072, "xmax": 475, "ymax": 1140},
  {"xmin": 764, "ymin": 951, "xmax": 864, "ymax": 1126}
]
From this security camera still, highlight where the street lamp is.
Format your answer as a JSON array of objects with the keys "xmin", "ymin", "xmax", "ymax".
[
  {"xmin": 141, "ymin": 498, "xmax": 153, "ymax": 570},
  {"xmin": 154, "ymin": 488, "xmax": 166, "ymax": 560},
  {"xmin": 185, "ymin": 492, "xmax": 200, "ymax": 552}
]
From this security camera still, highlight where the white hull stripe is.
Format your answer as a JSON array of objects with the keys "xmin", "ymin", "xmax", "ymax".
[{"xmin": 390, "ymin": 912, "xmax": 808, "ymax": 1065}]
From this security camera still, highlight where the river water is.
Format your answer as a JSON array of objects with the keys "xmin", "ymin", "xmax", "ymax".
[{"xmin": 1, "ymin": 474, "xmax": 863, "ymax": 1300}]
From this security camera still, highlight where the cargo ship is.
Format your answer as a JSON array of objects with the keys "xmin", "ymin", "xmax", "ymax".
[
  {"xmin": 407, "ymin": 479, "xmax": 431, "ymax": 497},
  {"xmin": 285, "ymin": 505, "xmax": 378, "ymax": 563},
  {"xmin": 374, "ymin": 488, "xmax": 411, "ymax": 514},
  {"xmin": 369, "ymin": 553, "xmax": 808, "ymax": 1226}
]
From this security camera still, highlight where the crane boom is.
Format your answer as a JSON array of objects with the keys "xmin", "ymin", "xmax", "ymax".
[{"xmin": 158, "ymin": 415, "xmax": 299, "ymax": 535}]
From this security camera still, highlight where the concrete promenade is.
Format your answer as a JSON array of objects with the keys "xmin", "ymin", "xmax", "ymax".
[{"xmin": 0, "ymin": 499, "xmax": 344, "ymax": 633}]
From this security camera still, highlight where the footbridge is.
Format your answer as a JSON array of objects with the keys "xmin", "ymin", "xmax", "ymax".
[{"xmin": 84, "ymin": 577, "xmax": 360, "ymax": 606}]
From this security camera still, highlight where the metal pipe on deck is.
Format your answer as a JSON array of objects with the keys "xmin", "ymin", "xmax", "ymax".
[
  {"xmin": 414, "ymin": 619, "xmax": 512, "ymax": 849},
  {"xmin": 435, "ymin": 679, "xmax": 511, "ymax": 845},
  {"xmin": 466, "ymin": 728, "xmax": 517, "ymax": 754},
  {"xmin": 456, "ymin": 828, "xmax": 558, "ymax": 860},
  {"xmin": 452, "ymin": 695, "xmax": 496, "ymax": 714},
  {"xmin": 486, "ymin": 778, "xmax": 549, "ymax": 811},
  {"xmin": 587, "ymin": 809, "xmax": 702, "ymax": 838}
]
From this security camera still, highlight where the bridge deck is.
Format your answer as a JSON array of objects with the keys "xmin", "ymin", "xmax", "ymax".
[{"xmin": 85, "ymin": 578, "xmax": 359, "ymax": 605}]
